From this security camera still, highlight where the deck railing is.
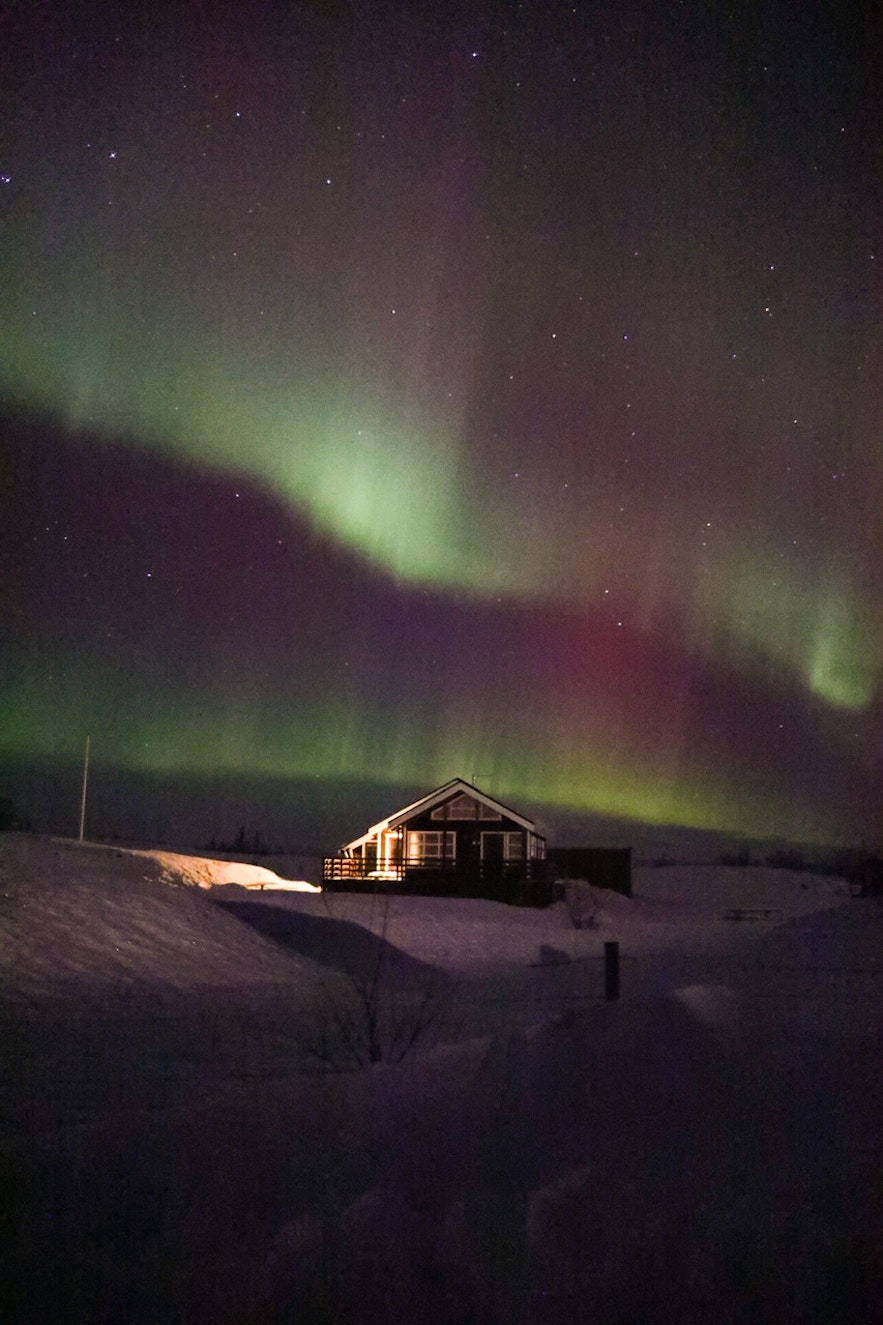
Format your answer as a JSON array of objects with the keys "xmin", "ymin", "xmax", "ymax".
[
  {"xmin": 322, "ymin": 855, "xmax": 549, "ymax": 902},
  {"xmin": 323, "ymin": 855, "xmax": 459, "ymax": 882}
]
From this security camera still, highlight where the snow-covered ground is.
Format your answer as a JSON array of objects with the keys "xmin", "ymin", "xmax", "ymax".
[
  {"xmin": 1, "ymin": 834, "xmax": 880, "ymax": 1324},
  {"xmin": 130, "ymin": 845, "xmax": 321, "ymax": 892}
]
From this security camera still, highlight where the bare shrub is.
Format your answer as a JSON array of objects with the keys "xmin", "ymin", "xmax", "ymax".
[
  {"xmin": 306, "ymin": 893, "xmax": 452, "ymax": 1069},
  {"xmin": 561, "ymin": 880, "xmax": 598, "ymax": 930}
]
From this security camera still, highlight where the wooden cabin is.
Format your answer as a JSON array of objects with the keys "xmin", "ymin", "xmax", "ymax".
[{"xmin": 323, "ymin": 778, "xmax": 547, "ymax": 902}]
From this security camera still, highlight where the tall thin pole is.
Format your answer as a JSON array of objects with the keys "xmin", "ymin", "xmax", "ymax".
[
  {"xmin": 604, "ymin": 940, "xmax": 620, "ymax": 1000},
  {"xmin": 78, "ymin": 735, "xmax": 90, "ymax": 841}
]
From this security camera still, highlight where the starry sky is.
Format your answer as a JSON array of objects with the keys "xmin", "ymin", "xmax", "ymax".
[{"xmin": 2, "ymin": 0, "xmax": 881, "ymax": 849}]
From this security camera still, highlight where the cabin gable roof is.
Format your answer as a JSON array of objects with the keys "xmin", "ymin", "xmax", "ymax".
[{"xmin": 341, "ymin": 778, "xmax": 542, "ymax": 852}]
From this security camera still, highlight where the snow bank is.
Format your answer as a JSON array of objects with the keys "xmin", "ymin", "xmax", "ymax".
[
  {"xmin": 0, "ymin": 834, "xmax": 324, "ymax": 1004},
  {"xmin": 134, "ymin": 848, "xmax": 321, "ymax": 892}
]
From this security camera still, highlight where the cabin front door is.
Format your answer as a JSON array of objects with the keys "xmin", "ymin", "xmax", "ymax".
[{"xmin": 480, "ymin": 832, "xmax": 505, "ymax": 863}]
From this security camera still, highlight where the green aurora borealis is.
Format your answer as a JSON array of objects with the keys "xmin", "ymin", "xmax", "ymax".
[{"xmin": 2, "ymin": 1, "xmax": 881, "ymax": 847}]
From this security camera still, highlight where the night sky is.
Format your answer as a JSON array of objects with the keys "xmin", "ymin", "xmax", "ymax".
[{"xmin": 2, "ymin": 0, "xmax": 881, "ymax": 848}]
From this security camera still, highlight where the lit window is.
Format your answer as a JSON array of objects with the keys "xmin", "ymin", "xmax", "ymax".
[{"xmin": 407, "ymin": 830, "xmax": 456, "ymax": 864}]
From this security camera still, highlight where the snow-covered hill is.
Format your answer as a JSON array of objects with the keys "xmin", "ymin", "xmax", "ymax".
[
  {"xmin": 2, "ymin": 833, "xmax": 880, "ymax": 1324},
  {"xmin": 0, "ymin": 835, "xmax": 321, "ymax": 1006}
]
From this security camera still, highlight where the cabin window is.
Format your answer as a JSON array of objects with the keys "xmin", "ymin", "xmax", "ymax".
[
  {"xmin": 504, "ymin": 832, "xmax": 524, "ymax": 860},
  {"xmin": 407, "ymin": 830, "xmax": 456, "ymax": 864},
  {"xmin": 480, "ymin": 832, "xmax": 524, "ymax": 861},
  {"xmin": 431, "ymin": 793, "xmax": 501, "ymax": 820}
]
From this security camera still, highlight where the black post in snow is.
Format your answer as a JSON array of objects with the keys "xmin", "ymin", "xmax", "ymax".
[{"xmin": 604, "ymin": 941, "xmax": 620, "ymax": 1000}]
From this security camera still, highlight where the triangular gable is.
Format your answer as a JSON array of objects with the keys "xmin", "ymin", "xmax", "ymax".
[
  {"xmin": 340, "ymin": 779, "xmax": 461, "ymax": 853},
  {"xmin": 432, "ymin": 790, "xmax": 497, "ymax": 820},
  {"xmin": 341, "ymin": 778, "xmax": 540, "ymax": 852},
  {"xmin": 389, "ymin": 780, "xmax": 538, "ymax": 831}
]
